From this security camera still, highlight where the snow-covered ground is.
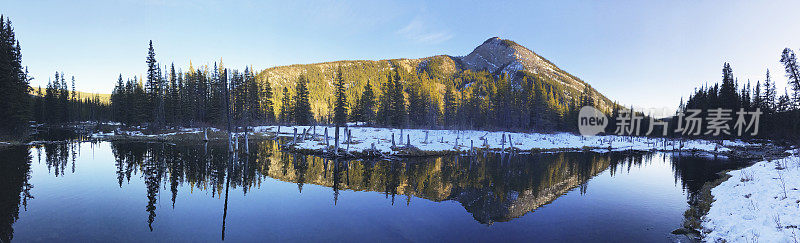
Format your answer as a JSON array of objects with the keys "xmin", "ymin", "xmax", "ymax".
[
  {"xmin": 247, "ymin": 125, "xmax": 752, "ymax": 154},
  {"xmin": 702, "ymin": 150, "xmax": 800, "ymax": 242},
  {"xmin": 92, "ymin": 125, "xmax": 758, "ymax": 154},
  {"xmin": 91, "ymin": 127, "xmax": 209, "ymax": 138}
]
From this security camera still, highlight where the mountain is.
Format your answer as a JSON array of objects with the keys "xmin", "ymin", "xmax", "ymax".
[
  {"xmin": 461, "ymin": 37, "xmax": 597, "ymax": 97},
  {"xmin": 257, "ymin": 37, "xmax": 613, "ymax": 120},
  {"xmin": 426, "ymin": 37, "xmax": 613, "ymax": 107}
]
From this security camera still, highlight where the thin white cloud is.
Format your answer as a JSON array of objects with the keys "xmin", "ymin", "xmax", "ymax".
[{"xmin": 396, "ymin": 15, "xmax": 453, "ymax": 44}]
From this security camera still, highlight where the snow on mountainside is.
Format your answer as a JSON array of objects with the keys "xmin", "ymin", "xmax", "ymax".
[{"xmin": 461, "ymin": 37, "xmax": 543, "ymax": 79}]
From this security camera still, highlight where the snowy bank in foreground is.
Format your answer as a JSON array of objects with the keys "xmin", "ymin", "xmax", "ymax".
[
  {"xmin": 250, "ymin": 125, "xmax": 752, "ymax": 154},
  {"xmin": 702, "ymin": 150, "xmax": 800, "ymax": 242}
]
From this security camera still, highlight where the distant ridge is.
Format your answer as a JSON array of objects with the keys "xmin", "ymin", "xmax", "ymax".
[{"xmin": 28, "ymin": 86, "xmax": 111, "ymax": 103}]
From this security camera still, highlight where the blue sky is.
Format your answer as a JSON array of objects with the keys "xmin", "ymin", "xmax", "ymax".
[{"xmin": 4, "ymin": 0, "xmax": 800, "ymax": 108}]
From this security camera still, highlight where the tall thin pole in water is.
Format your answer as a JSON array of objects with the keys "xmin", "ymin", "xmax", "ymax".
[{"xmin": 222, "ymin": 69, "xmax": 233, "ymax": 152}]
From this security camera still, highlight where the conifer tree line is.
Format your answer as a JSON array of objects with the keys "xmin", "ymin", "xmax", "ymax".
[
  {"xmin": 0, "ymin": 16, "xmax": 31, "ymax": 137},
  {"xmin": 1, "ymin": 15, "xmax": 111, "ymax": 137},
  {"xmin": 679, "ymin": 55, "xmax": 800, "ymax": 139},
  {"xmin": 110, "ymin": 41, "xmax": 602, "ymax": 133},
  {"xmin": 292, "ymin": 65, "xmax": 596, "ymax": 132},
  {"xmin": 107, "ymin": 41, "xmax": 798, "ymax": 140},
  {"xmin": 111, "ymin": 41, "xmax": 274, "ymax": 130},
  {"xmin": 31, "ymin": 72, "xmax": 110, "ymax": 124},
  {"xmin": 253, "ymin": 55, "xmax": 615, "ymax": 133},
  {"xmin": 273, "ymin": 64, "xmax": 598, "ymax": 132}
]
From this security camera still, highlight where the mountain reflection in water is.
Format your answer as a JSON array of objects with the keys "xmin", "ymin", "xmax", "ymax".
[
  {"xmin": 0, "ymin": 140, "xmax": 750, "ymax": 242},
  {"xmin": 113, "ymin": 141, "xmax": 628, "ymax": 225}
]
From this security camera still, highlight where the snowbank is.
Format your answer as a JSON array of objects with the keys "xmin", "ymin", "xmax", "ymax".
[
  {"xmin": 252, "ymin": 125, "xmax": 736, "ymax": 154},
  {"xmin": 93, "ymin": 125, "xmax": 751, "ymax": 155},
  {"xmin": 702, "ymin": 150, "xmax": 800, "ymax": 242},
  {"xmin": 91, "ymin": 127, "xmax": 204, "ymax": 138}
]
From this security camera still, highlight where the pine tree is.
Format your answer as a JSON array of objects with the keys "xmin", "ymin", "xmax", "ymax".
[
  {"xmin": 377, "ymin": 74, "xmax": 392, "ymax": 126},
  {"xmin": 605, "ymin": 101, "xmax": 620, "ymax": 134},
  {"xmin": 780, "ymin": 48, "xmax": 800, "ymax": 107},
  {"xmin": 389, "ymin": 69, "xmax": 406, "ymax": 127},
  {"xmin": 167, "ymin": 63, "xmax": 178, "ymax": 125},
  {"xmin": 407, "ymin": 75, "xmax": 426, "ymax": 127},
  {"xmin": 279, "ymin": 87, "xmax": 292, "ymax": 124},
  {"xmin": 244, "ymin": 67, "xmax": 261, "ymax": 124},
  {"xmin": 184, "ymin": 67, "xmax": 198, "ymax": 125},
  {"xmin": 145, "ymin": 40, "xmax": 163, "ymax": 126},
  {"xmin": 179, "ymin": 72, "xmax": 192, "ymax": 125},
  {"xmin": 777, "ymin": 88, "xmax": 791, "ymax": 112},
  {"xmin": 111, "ymin": 74, "xmax": 125, "ymax": 122},
  {"xmin": 196, "ymin": 67, "xmax": 208, "ymax": 123},
  {"xmin": 492, "ymin": 73, "xmax": 512, "ymax": 128},
  {"xmin": 719, "ymin": 63, "xmax": 739, "ymax": 110},
  {"xmin": 763, "ymin": 69, "xmax": 777, "ymax": 113},
  {"xmin": 548, "ymin": 89, "xmax": 564, "ymax": 129},
  {"xmin": 59, "ymin": 73, "xmax": 69, "ymax": 123},
  {"xmin": 740, "ymin": 80, "xmax": 751, "ymax": 109},
  {"xmin": 752, "ymin": 80, "xmax": 762, "ymax": 110},
  {"xmin": 466, "ymin": 79, "xmax": 486, "ymax": 128},
  {"xmin": 44, "ymin": 78, "xmax": 55, "ymax": 123},
  {"xmin": 208, "ymin": 62, "xmax": 223, "ymax": 125},
  {"xmin": 230, "ymin": 69, "xmax": 245, "ymax": 124},
  {"xmin": 443, "ymin": 84, "xmax": 457, "ymax": 127},
  {"xmin": 0, "ymin": 16, "xmax": 31, "ymax": 136},
  {"xmin": 122, "ymin": 78, "xmax": 133, "ymax": 124},
  {"xmin": 71, "ymin": 76, "xmax": 77, "ymax": 121},
  {"xmin": 136, "ymin": 77, "xmax": 148, "ymax": 124},
  {"xmin": 261, "ymin": 75, "xmax": 275, "ymax": 123},
  {"xmin": 293, "ymin": 75, "xmax": 312, "ymax": 125},
  {"xmin": 333, "ymin": 67, "xmax": 348, "ymax": 126},
  {"xmin": 358, "ymin": 80, "xmax": 376, "ymax": 125}
]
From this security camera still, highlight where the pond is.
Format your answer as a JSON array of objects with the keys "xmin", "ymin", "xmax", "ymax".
[{"xmin": 0, "ymin": 140, "xmax": 752, "ymax": 242}]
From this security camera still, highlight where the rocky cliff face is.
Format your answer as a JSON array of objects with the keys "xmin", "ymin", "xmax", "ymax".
[{"xmin": 461, "ymin": 37, "xmax": 526, "ymax": 76}]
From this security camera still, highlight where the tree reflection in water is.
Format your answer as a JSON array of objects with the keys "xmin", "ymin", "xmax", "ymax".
[
  {"xmin": 0, "ymin": 147, "xmax": 32, "ymax": 243},
  {"xmin": 0, "ymin": 140, "xmax": 751, "ymax": 240},
  {"xmin": 104, "ymin": 141, "xmax": 660, "ymax": 225}
]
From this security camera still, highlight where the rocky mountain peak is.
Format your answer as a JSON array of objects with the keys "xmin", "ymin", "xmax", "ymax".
[
  {"xmin": 455, "ymin": 37, "xmax": 610, "ymax": 109},
  {"xmin": 459, "ymin": 37, "xmax": 563, "ymax": 81},
  {"xmin": 460, "ymin": 37, "xmax": 522, "ymax": 74}
]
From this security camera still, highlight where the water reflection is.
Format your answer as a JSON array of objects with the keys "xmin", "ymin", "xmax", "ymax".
[
  {"xmin": 99, "ymin": 141, "xmax": 675, "ymax": 225},
  {"xmin": 0, "ymin": 147, "xmax": 33, "ymax": 242},
  {"xmin": 0, "ymin": 140, "xmax": 752, "ymax": 241}
]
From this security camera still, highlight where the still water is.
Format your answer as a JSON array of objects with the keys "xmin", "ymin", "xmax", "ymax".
[{"xmin": 1, "ymin": 140, "xmax": 751, "ymax": 242}]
